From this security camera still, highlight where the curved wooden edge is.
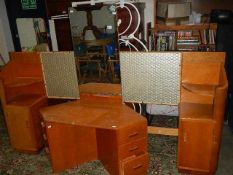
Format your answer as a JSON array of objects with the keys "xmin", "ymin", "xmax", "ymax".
[{"xmin": 147, "ymin": 126, "xmax": 178, "ymax": 136}]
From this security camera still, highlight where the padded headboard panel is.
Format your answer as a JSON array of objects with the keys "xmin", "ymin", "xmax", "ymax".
[
  {"xmin": 120, "ymin": 52, "xmax": 181, "ymax": 105},
  {"xmin": 40, "ymin": 52, "xmax": 79, "ymax": 99}
]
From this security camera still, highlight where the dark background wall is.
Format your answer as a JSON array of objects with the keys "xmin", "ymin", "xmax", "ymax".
[
  {"xmin": 158, "ymin": 0, "xmax": 233, "ymax": 14},
  {"xmin": 4, "ymin": 0, "xmax": 48, "ymax": 51},
  {"xmin": 192, "ymin": 0, "xmax": 233, "ymax": 14}
]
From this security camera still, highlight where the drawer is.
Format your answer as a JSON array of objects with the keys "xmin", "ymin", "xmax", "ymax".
[
  {"xmin": 121, "ymin": 153, "xmax": 148, "ymax": 175},
  {"xmin": 117, "ymin": 122, "xmax": 147, "ymax": 145},
  {"xmin": 118, "ymin": 137, "xmax": 147, "ymax": 159}
]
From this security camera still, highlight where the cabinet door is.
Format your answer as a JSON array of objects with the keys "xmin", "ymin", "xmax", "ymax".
[
  {"xmin": 178, "ymin": 119, "xmax": 214, "ymax": 173},
  {"xmin": 45, "ymin": 122, "xmax": 98, "ymax": 173},
  {"xmin": 6, "ymin": 108, "xmax": 37, "ymax": 151}
]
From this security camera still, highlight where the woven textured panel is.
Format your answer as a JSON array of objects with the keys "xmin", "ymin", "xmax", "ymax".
[
  {"xmin": 120, "ymin": 52, "xmax": 181, "ymax": 104},
  {"xmin": 41, "ymin": 52, "xmax": 79, "ymax": 99}
]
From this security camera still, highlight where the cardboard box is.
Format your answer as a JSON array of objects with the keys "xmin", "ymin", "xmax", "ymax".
[{"xmin": 157, "ymin": 2, "xmax": 192, "ymax": 18}]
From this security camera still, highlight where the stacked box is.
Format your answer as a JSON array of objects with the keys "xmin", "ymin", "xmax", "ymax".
[{"xmin": 156, "ymin": 2, "xmax": 192, "ymax": 25}]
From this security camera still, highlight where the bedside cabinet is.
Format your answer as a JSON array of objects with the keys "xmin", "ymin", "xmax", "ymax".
[
  {"xmin": 5, "ymin": 95, "xmax": 47, "ymax": 153},
  {"xmin": 178, "ymin": 52, "xmax": 228, "ymax": 174}
]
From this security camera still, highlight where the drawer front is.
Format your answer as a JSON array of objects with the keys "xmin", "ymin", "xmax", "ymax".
[
  {"xmin": 118, "ymin": 122, "xmax": 147, "ymax": 145},
  {"xmin": 122, "ymin": 153, "xmax": 148, "ymax": 175},
  {"xmin": 118, "ymin": 137, "xmax": 147, "ymax": 159}
]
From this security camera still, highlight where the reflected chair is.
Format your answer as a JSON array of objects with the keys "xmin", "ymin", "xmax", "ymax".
[
  {"xmin": 75, "ymin": 43, "xmax": 104, "ymax": 83},
  {"xmin": 105, "ymin": 43, "xmax": 120, "ymax": 83},
  {"xmin": 75, "ymin": 40, "xmax": 109, "ymax": 83}
]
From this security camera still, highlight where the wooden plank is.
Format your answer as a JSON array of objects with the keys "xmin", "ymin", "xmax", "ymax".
[
  {"xmin": 79, "ymin": 83, "xmax": 121, "ymax": 96},
  {"xmin": 182, "ymin": 52, "xmax": 225, "ymax": 64},
  {"xmin": 182, "ymin": 61, "xmax": 221, "ymax": 86},
  {"xmin": 147, "ymin": 126, "xmax": 178, "ymax": 136},
  {"xmin": 150, "ymin": 23, "xmax": 217, "ymax": 32}
]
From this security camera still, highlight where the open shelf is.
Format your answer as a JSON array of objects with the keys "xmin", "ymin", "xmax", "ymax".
[
  {"xmin": 181, "ymin": 85, "xmax": 215, "ymax": 105},
  {"xmin": 180, "ymin": 102, "xmax": 213, "ymax": 120},
  {"xmin": 147, "ymin": 23, "xmax": 217, "ymax": 51},
  {"xmin": 4, "ymin": 77, "xmax": 43, "ymax": 88}
]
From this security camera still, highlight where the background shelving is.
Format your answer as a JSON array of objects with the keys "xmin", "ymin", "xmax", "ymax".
[{"xmin": 148, "ymin": 23, "xmax": 217, "ymax": 52}]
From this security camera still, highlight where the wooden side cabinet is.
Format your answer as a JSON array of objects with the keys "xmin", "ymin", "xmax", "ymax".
[
  {"xmin": 5, "ymin": 95, "xmax": 47, "ymax": 153},
  {"xmin": 0, "ymin": 52, "xmax": 48, "ymax": 153},
  {"xmin": 178, "ymin": 52, "xmax": 228, "ymax": 175},
  {"xmin": 178, "ymin": 119, "xmax": 215, "ymax": 173}
]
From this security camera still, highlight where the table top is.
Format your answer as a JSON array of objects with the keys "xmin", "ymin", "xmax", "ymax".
[{"xmin": 41, "ymin": 95, "xmax": 146, "ymax": 130}]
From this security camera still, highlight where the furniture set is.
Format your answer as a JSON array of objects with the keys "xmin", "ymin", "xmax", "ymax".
[{"xmin": 0, "ymin": 51, "xmax": 228, "ymax": 175}]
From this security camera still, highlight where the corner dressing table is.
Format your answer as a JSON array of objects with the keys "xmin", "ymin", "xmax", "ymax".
[{"xmin": 40, "ymin": 83, "xmax": 148, "ymax": 174}]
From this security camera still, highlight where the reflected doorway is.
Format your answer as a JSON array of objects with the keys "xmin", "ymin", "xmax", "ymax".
[{"xmin": 16, "ymin": 18, "xmax": 49, "ymax": 51}]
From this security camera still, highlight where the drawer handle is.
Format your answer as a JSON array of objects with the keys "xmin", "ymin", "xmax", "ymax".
[
  {"xmin": 41, "ymin": 122, "xmax": 45, "ymax": 128},
  {"xmin": 128, "ymin": 132, "xmax": 138, "ymax": 138},
  {"xmin": 43, "ymin": 134, "xmax": 47, "ymax": 140},
  {"xmin": 45, "ymin": 147, "xmax": 50, "ymax": 153},
  {"xmin": 129, "ymin": 146, "xmax": 139, "ymax": 152},
  {"xmin": 133, "ymin": 164, "xmax": 143, "ymax": 170},
  {"xmin": 183, "ymin": 132, "xmax": 187, "ymax": 143}
]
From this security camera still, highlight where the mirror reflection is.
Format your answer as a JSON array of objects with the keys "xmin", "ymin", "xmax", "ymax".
[
  {"xmin": 16, "ymin": 18, "xmax": 49, "ymax": 51},
  {"xmin": 69, "ymin": 5, "xmax": 120, "ymax": 84}
]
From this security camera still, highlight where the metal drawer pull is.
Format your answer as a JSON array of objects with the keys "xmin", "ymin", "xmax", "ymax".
[
  {"xmin": 41, "ymin": 122, "xmax": 45, "ymax": 128},
  {"xmin": 43, "ymin": 134, "xmax": 47, "ymax": 140},
  {"xmin": 45, "ymin": 147, "xmax": 50, "ymax": 153},
  {"xmin": 128, "ymin": 132, "xmax": 138, "ymax": 138},
  {"xmin": 183, "ymin": 132, "xmax": 187, "ymax": 143},
  {"xmin": 129, "ymin": 146, "xmax": 139, "ymax": 152},
  {"xmin": 133, "ymin": 164, "xmax": 143, "ymax": 169}
]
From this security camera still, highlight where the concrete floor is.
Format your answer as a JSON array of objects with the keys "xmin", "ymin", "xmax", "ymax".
[{"xmin": 216, "ymin": 123, "xmax": 233, "ymax": 175}]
